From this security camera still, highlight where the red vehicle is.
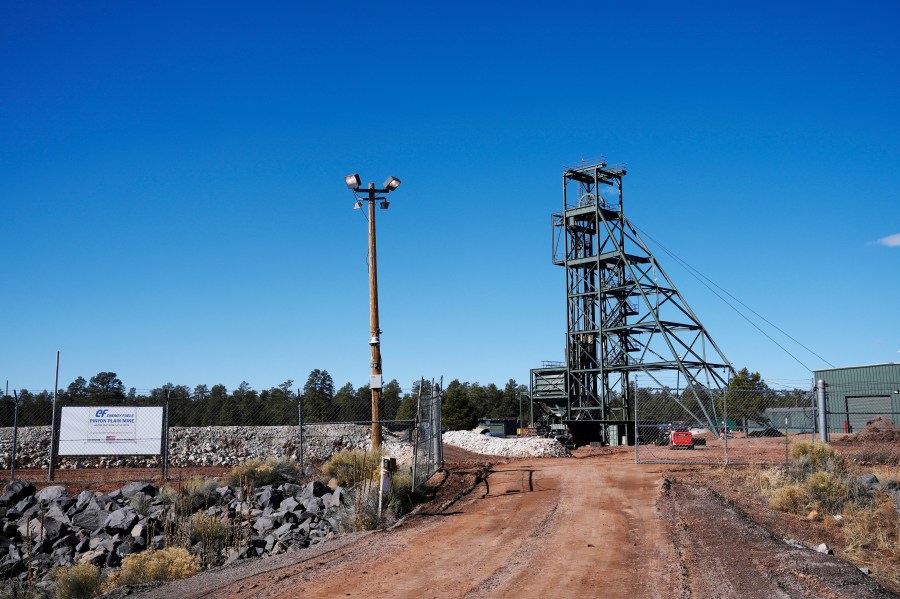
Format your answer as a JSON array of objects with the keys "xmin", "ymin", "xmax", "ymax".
[{"xmin": 670, "ymin": 430, "xmax": 695, "ymax": 449}]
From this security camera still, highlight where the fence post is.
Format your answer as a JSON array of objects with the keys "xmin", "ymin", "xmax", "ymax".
[
  {"xmin": 816, "ymin": 380, "xmax": 828, "ymax": 442},
  {"xmin": 11, "ymin": 391, "xmax": 19, "ymax": 482},
  {"xmin": 634, "ymin": 378, "xmax": 640, "ymax": 464},
  {"xmin": 435, "ymin": 377, "xmax": 443, "ymax": 468},
  {"xmin": 49, "ymin": 350, "xmax": 60, "ymax": 482},
  {"xmin": 411, "ymin": 378, "xmax": 423, "ymax": 488},
  {"xmin": 49, "ymin": 401, "xmax": 62, "ymax": 482},
  {"xmin": 161, "ymin": 396, "xmax": 170, "ymax": 480},
  {"xmin": 722, "ymin": 388, "xmax": 728, "ymax": 466},
  {"xmin": 297, "ymin": 391, "xmax": 304, "ymax": 473}
]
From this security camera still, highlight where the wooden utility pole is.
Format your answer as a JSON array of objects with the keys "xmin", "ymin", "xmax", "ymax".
[
  {"xmin": 345, "ymin": 174, "xmax": 400, "ymax": 452},
  {"xmin": 367, "ymin": 183, "xmax": 383, "ymax": 450}
]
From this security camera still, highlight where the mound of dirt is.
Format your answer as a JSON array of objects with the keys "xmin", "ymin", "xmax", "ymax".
[
  {"xmin": 748, "ymin": 428, "xmax": 784, "ymax": 438},
  {"xmin": 853, "ymin": 416, "xmax": 900, "ymax": 443}
]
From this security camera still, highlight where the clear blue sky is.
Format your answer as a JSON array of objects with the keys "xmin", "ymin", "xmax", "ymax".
[{"xmin": 2, "ymin": 1, "xmax": 898, "ymax": 395}]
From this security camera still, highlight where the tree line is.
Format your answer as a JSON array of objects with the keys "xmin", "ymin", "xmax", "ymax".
[{"xmin": 0, "ymin": 370, "xmax": 527, "ymax": 430}]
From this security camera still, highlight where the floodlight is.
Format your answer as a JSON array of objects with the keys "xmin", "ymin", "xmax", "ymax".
[
  {"xmin": 345, "ymin": 173, "xmax": 361, "ymax": 189},
  {"xmin": 353, "ymin": 200, "xmax": 363, "ymax": 209},
  {"xmin": 383, "ymin": 176, "xmax": 401, "ymax": 191},
  {"xmin": 380, "ymin": 200, "xmax": 390, "ymax": 209}
]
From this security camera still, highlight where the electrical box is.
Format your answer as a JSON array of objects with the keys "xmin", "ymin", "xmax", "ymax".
[{"xmin": 370, "ymin": 375, "xmax": 383, "ymax": 390}]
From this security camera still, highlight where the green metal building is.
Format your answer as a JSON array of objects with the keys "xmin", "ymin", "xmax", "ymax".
[{"xmin": 813, "ymin": 363, "xmax": 900, "ymax": 434}]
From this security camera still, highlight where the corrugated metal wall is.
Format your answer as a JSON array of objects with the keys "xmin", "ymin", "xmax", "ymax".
[{"xmin": 813, "ymin": 364, "xmax": 900, "ymax": 434}]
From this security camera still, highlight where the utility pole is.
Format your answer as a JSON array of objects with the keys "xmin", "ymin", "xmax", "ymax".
[{"xmin": 345, "ymin": 174, "xmax": 401, "ymax": 450}]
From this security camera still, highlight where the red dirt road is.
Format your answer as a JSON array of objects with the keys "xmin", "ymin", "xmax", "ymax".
[
  {"xmin": 136, "ymin": 452, "xmax": 675, "ymax": 598},
  {"xmin": 129, "ymin": 450, "xmax": 896, "ymax": 599}
]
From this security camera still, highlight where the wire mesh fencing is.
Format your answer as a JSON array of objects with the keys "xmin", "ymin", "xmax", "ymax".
[
  {"xmin": 635, "ymin": 386, "xmax": 817, "ymax": 465},
  {"xmin": 412, "ymin": 385, "xmax": 443, "ymax": 489},
  {"xmin": 817, "ymin": 381, "xmax": 900, "ymax": 437}
]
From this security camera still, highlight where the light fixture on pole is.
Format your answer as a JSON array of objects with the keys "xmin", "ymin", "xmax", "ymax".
[{"xmin": 345, "ymin": 173, "xmax": 402, "ymax": 450}]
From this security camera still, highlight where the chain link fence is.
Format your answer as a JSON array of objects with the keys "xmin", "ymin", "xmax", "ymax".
[
  {"xmin": 1, "ymin": 380, "xmax": 441, "ymax": 484},
  {"xmin": 1, "ymin": 392, "xmax": 298, "ymax": 481},
  {"xmin": 413, "ymin": 385, "xmax": 443, "ymax": 489},
  {"xmin": 635, "ymin": 386, "xmax": 818, "ymax": 464}
]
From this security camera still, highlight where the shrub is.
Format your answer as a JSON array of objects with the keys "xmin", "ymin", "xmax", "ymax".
[
  {"xmin": 385, "ymin": 467, "xmax": 417, "ymax": 518},
  {"xmin": 51, "ymin": 563, "xmax": 103, "ymax": 599},
  {"xmin": 191, "ymin": 513, "xmax": 228, "ymax": 546},
  {"xmin": 190, "ymin": 513, "xmax": 229, "ymax": 568},
  {"xmin": 130, "ymin": 494, "xmax": 152, "ymax": 517},
  {"xmin": 338, "ymin": 465, "xmax": 418, "ymax": 532},
  {"xmin": 322, "ymin": 449, "xmax": 384, "ymax": 488},
  {"xmin": 341, "ymin": 483, "xmax": 382, "ymax": 532},
  {"xmin": 803, "ymin": 471, "xmax": 849, "ymax": 512},
  {"xmin": 792, "ymin": 441, "xmax": 836, "ymax": 470},
  {"xmin": 102, "ymin": 547, "xmax": 200, "ymax": 592},
  {"xmin": 181, "ymin": 477, "xmax": 221, "ymax": 510},
  {"xmin": 769, "ymin": 483, "xmax": 807, "ymax": 513},
  {"xmin": 227, "ymin": 457, "xmax": 300, "ymax": 488}
]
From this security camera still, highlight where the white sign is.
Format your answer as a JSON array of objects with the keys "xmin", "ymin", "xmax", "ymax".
[{"xmin": 58, "ymin": 406, "xmax": 164, "ymax": 456}]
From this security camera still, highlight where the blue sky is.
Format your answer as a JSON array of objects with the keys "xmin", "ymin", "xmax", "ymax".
[{"xmin": 2, "ymin": 1, "xmax": 898, "ymax": 395}]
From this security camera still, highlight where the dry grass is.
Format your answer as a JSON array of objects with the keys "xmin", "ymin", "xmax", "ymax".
[
  {"xmin": 722, "ymin": 442, "xmax": 900, "ymax": 588},
  {"xmin": 50, "ymin": 563, "xmax": 103, "ymax": 599},
  {"xmin": 101, "ymin": 547, "xmax": 200, "ymax": 592},
  {"xmin": 226, "ymin": 457, "xmax": 300, "ymax": 488},
  {"xmin": 322, "ymin": 449, "xmax": 384, "ymax": 488},
  {"xmin": 768, "ymin": 483, "xmax": 807, "ymax": 513},
  {"xmin": 804, "ymin": 472, "xmax": 850, "ymax": 513},
  {"xmin": 792, "ymin": 441, "xmax": 837, "ymax": 470}
]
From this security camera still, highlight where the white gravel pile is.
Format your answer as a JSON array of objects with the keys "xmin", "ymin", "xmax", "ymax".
[{"xmin": 442, "ymin": 430, "xmax": 570, "ymax": 458}]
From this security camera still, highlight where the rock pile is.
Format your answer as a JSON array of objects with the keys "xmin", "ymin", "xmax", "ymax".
[
  {"xmin": 442, "ymin": 430, "xmax": 570, "ymax": 458},
  {"xmin": 0, "ymin": 425, "xmax": 413, "ymax": 470},
  {"xmin": 0, "ymin": 477, "xmax": 353, "ymax": 589}
]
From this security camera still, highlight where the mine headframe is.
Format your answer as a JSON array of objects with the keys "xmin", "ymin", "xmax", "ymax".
[{"xmin": 550, "ymin": 161, "xmax": 735, "ymax": 443}]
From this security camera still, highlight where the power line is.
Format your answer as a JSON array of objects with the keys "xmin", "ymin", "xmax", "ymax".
[{"xmin": 634, "ymin": 225, "xmax": 835, "ymax": 372}]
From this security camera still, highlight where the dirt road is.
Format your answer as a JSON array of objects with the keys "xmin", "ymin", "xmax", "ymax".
[{"xmin": 130, "ymin": 451, "xmax": 895, "ymax": 599}]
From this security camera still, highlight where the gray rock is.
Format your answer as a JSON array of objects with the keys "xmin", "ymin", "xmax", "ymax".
[
  {"xmin": 257, "ymin": 487, "xmax": 283, "ymax": 509},
  {"xmin": 274, "ymin": 522, "xmax": 294, "ymax": 538},
  {"xmin": 1, "ymin": 481, "xmax": 35, "ymax": 504},
  {"xmin": 41, "ymin": 517, "xmax": 68, "ymax": 541},
  {"xmin": 104, "ymin": 507, "xmax": 138, "ymax": 533},
  {"xmin": 77, "ymin": 549, "xmax": 106, "ymax": 566},
  {"xmin": 120, "ymin": 482, "xmax": 157, "ymax": 498},
  {"xmin": 14, "ymin": 496, "xmax": 35, "ymax": 513},
  {"xmin": 17, "ymin": 518, "xmax": 44, "ymax": 541},
  {"xmin": 322, "ymin": 489, "xmax": 343, "ymax": 509},
  {"xmin": 282, "ymin": 483, "xmax": 302, "ymax": 497},
  {"xmin": 301, "ymin": 481, "xmax": 328, "ymax": 500},
  {"xmin": 281, "ymin": 497, "xmax": 299, "ymax": 512},
  {"xmin": 105, "ymin": 550, "xmax": 122, "ymax": 567},
  {"xmin": 72, "ymin": 509, "xmax": 106, "ymax": 531},
  {"xmin": 36, "ymin": 485, "xmax": 68, "ymax": 503},
  {"xmin": 44, "ymin": 503, "xmax": 70, "ymax": 524},
  {"xmin": 253, "ymin": 517, "xmax": 274, "ymax": 533},
  {"xmin": 52, "ymin": 534, "xmax": 76, "ymax": 550},
  {"xmin": 816, "ymin": 543, "xmax": 833, "ymax": 555},
  {"xmin": 75, "ymin": 490, "xmax": 96, "ymax": 511}
]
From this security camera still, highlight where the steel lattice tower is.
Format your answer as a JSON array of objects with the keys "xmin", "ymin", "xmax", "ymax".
[{"xmin": 552, "ymin": 161, "xmax": 734, "ymax": 443}]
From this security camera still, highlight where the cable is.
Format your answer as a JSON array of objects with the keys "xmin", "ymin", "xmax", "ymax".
[{"xmin": 634, "ymin": 225, "xmax": 834, "ymax": 372}]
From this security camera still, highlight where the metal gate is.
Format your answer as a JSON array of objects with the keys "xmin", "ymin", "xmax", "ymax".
[{"xmin": 412, "ymin": 382, "xmax": 443, "ymax": 489}]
